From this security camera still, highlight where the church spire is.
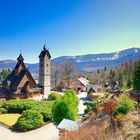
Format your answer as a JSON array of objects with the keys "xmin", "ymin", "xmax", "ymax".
[
  {"xmin": 43, "ymin": 44, "xmax": 47, "ymax": 51},
  {"xmin": 17, "ymin": 53, "xmax": 24, "ymax": 62},
  {"xmin": 39, "ymin": 44, "xmax": 51, "ymax": 59}
]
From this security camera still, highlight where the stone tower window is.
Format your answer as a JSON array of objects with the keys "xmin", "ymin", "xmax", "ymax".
[
  {"xmin": 40, "ymin": 63, "xmax": 43, "ymax": 67},
  {"xmin": 46, "ymin": 64, "xmax": 49, "ymax": 72}
]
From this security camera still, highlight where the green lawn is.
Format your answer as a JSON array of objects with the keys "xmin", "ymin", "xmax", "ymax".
[{"xmin": 0, "ymin": 114, "xmax": 21, "ymax": 127}]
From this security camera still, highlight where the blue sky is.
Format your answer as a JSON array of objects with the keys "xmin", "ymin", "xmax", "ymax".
[{"xmin": 0, "ymin": 0, "xmax": 140, "ymax": 63}]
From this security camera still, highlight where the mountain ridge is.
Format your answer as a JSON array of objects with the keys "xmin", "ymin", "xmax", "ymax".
[{"xmin": 0, "ymin": 47, "xmax": 140, "ymax": 73}]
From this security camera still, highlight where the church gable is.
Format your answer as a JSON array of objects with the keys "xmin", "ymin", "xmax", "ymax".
[
  {"xmin": 15, "ymin": 62, "xmax": 26, "ymax": 74},
  {"xmin": 9, "ymin": 69, "xmax": 28, "ymax": 90},
  {"xmin": 18, "ymin": 71, "xmax": 36, "ymax": 89}
]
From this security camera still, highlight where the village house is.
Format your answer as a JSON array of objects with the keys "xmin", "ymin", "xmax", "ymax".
[
  {"xmin": 57, "ymin": 77, "xmax": 90, "ymax": 92},
  {"xmin": 87, "ymin": 85, "xmax": 102, "ymax": 100},
  {"xmin": 0, "ymin": 46, "xmax": 51, "ymax": 100},
  {"xmin": 70, "ymin": 77, "xmax": 90, "ymax": 92}
]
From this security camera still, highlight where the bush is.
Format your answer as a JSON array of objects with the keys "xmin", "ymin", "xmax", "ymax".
[
  {"xmin": 114, "ymin": 94, "xmax": 136, "ymax": 116},
  {"xmin": 31, "ymin": 101, "xmax": 54, "ymax": 122},
  {"xmin": 105, "ymin": 92, "xmax": 110, "ymax": 98},
  {"xmin": 0, "ymin": 98, "xmax": 6, "ymax": 106},
  {"xmin": 52, "ymin": 90, "xmax": 78, "ymax": 125},
  {"xmin": 4, "ymin": 99, "xmax": 39, "ymax": 113},
  {"xmin": 59, "ymin": 126, "xmax": 117, "ymax": 140},
  {"xmin": 103, "ymin": 99, "xmax": 116, "ymax": 115},
  {"xmin": 48, "ymin": 92, "xmax": 61, "ymax": 100},
  {"xmin": 13, "ymin": 110, "xmax": 44, "ymax": 131},
  {"xmin": 84, "ymin": 106, "xmax": 92, "ymax": 114},
  {"xmin": 64, "ymin": 90, "xmax": 79, "ymax": 106},
  {"xmin": 84, "ymin": 99, "xmax": 103, "ymax": 114},
  {"xmin": 3, "ymin": 99, "xmax": 54, "ymax": 122},
  {"xmin": 103, "ymin": 87, "xmax": 110, "ymax": 93},
  {"xmin": 0, "ymin": 108, "xmax": 7, "ymax": 114}
]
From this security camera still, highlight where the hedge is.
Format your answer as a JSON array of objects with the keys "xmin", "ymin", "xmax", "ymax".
[
  {"xmin": 3, "ymin": 100, "xmax": 54, "ymax": 122},
  {"xmin": 4, "ymin": 99, "xmax": 39, "ymax": 113}
]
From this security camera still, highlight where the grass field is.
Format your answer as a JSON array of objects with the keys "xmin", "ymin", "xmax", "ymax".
[{"xmin": 0, "ymin": 114, "xmax": 21, "ymax": 127}]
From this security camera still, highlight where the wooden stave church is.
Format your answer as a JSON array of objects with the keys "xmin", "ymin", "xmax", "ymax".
[{"xmin": 0, "ymin": 46, "xmax": 51, "ymax": 100}]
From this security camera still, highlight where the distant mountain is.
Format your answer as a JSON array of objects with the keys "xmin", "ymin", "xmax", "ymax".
[
  {"xmin": 0, "ymin": 60, "xmax": 38, "ymax": 73},
  {"xmin": 52, "ymin": 47, "xmax": 140, "ymax": 72},
  {"xmin": 0, "ymin": 48, "xmax": 140, "ymax": 73}
]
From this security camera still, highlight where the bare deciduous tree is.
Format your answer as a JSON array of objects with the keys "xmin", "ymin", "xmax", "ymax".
[
  {"xmin": 61, "ymin": 60, "xmax": 75, "ymax": 88},
  {"xmin": 54, "ymin": 64, "xmax": 59, "ymax": 90}
]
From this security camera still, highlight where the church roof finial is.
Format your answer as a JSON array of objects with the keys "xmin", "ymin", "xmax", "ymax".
[{"xmin": 43, "ymin": 44, "xmax": 47, "ymax": 51}]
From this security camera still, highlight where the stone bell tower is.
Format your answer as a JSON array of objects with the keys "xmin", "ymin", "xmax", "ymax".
[{"xmin": 39, "ymin": 45, "xmax": 51, "ymax": 96}]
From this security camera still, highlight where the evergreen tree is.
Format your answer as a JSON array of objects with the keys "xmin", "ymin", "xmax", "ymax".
[
  {"xmin": 118, "ymin": 73, "xmax": 124, "ymax": 88},
  {"xmin": 0, "ymin": 69, "xmax": 11, "ymax": 82},
  {"xmin": 109, "ymin": 69, "xmax": 115, "ymax": 82},
  {"xmin": 127, "ymin": 74, "xmax": 133, "ymax": 88},
  {"xmin": 97, "ymin": 69, "xmax": 100, "ymax": 74},
  {"xmin": 104, "ymin": 66, "xmax": 107, "ymax": 71},
  {"xmin": 133, "ymin": 60, "xmax": 140, "ymax": 90}
]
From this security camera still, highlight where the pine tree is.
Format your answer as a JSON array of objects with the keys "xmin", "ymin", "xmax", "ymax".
[
  {"xmin": 118, "ymin": 73, "xmax": 124, "ymax": 88},
  {"xmin": 133, "ymin": 60, "xmax": 140, "ymax": 90},
  {"xmin": 127, "ymin": 74, "xmax": 133, "ymax": 88},
  {"xmin": 97, "ymin": 69, "xmax": 100, "ymax": 74},
  {"xmin": 0, "ymin": 69, "xmax": 11, "ymax": 82},
  {"xmin": 109, "ymin": 69, "xmax": 115, "ymax": 82},
  {"xmin": 104, "ymin": 66, "xmax": 107, "ymax": 71}
]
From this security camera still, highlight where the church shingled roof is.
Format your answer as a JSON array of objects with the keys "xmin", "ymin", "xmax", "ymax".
[{"xmin": 10, "ymin": 69, "xmax": 28, "ymax": 88}]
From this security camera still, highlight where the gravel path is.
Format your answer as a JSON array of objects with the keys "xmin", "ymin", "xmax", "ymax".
[{"xmin": 0, "ymin": 123, "xmax": 59, "ymax": 140}]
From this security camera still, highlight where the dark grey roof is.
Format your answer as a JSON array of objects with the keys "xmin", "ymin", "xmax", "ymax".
[
  {"xmin": 15, "ymin": 62, "xmax": 26, "ymax": 73},
  {"xmin": 87, "ymin": 85, "xmax": 102, "ymax": 93},
  {"xmin": 17, "ymin": 54, "xmax": 24, "ymax": 61},
  {"xmin": 39, "ymin": 45, "xmax": 51, "ymax": 59},
  {"xmin": 7, "ymin": 69, "xmax": 28, "ymax": 89}
]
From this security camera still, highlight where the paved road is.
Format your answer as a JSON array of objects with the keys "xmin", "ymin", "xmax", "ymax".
[
  {"xmin": 77, "ymin": 92, "xmax": 89, "ymax": 115},
  {"xmin": 0, "ymin": 123, "xmax": 59, "ymax": 140}
]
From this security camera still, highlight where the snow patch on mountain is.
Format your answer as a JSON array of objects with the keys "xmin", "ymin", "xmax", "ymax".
[{"xmin": 134, "ymin": 48, "xmax": 138, "ymax": 53}]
